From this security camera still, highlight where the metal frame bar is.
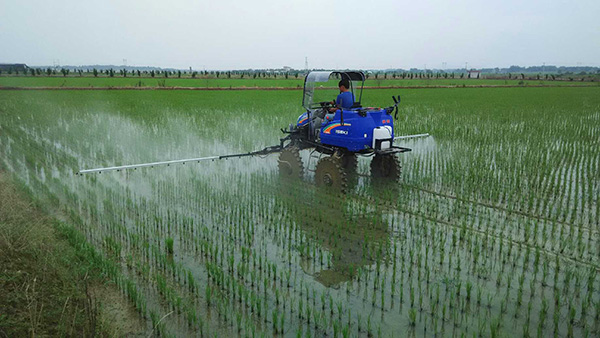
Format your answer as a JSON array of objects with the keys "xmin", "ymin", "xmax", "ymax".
[
  {"xmin": 77, "ymin": 156, "xmax": 220, "ymax": 174},
  {"xmin": 77, "ymin": 145, "xmax": 282, "ymax": 175},
  {"xmin": 394, "ymin": 133, "xmax": 430, "ymax": 140}
]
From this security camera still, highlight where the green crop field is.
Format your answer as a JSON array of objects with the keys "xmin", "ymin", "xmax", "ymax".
[
  {"xmin": 1, "ymin": 86, "xmax": 599, "ymax": 336},
  {"xmin": 1, "ymin": 75, "xmax": 597, "ymax": 89}
]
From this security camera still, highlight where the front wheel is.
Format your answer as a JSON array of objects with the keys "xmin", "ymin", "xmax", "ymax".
[
  {"xmin": 315, "ymin": 156, "xmax": 347, "ymax": 193},
  {"xmin": 278, "ymin": 146, "xmax": 303, "ymax": 179}
]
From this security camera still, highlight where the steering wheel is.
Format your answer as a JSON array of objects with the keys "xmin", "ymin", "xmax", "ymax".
[{"xmin": 318, "ymin": 101, "xmax": 336, "ymax": 109}]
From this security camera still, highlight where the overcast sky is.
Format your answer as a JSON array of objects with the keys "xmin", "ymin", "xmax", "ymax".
[{"xmin": 1, "ymin": 0, "xmax": 598, "ymax": 70}]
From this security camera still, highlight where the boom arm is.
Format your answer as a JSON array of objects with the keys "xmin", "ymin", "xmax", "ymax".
[{"xmin": 77, "ymin": 145, "xmax": 282, "ymax": 175}]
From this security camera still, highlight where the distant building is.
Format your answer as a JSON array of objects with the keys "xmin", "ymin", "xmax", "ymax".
[
  {"xmin": 0, "ymin": 63, "xmax": 28, "ymax": 72},
  {"xmin": 467, "ymin": 69, "xmax": 481, "ymax": 79}
]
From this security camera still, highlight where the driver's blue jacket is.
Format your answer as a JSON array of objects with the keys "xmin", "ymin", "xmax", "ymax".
[{"xmin": 336, "ymin": 91, "xmax": 354, "ymax": 109}]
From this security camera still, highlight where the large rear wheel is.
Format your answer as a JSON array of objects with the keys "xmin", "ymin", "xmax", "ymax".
[
  {"xmin": 340, "ymin": 152, "xmax": 358, "ymax": 188},
  {"xmin": 370, "ymin": 154, "xmax": 401, "ymax": 182},
  {"xmin": 340, "ymin": 152, "xmax": 358, "ymax": 174},
  {"xmin": 278, "ymin": 146, "xmax": 303, "ymax": 179},
  {"xmin": 315, "ymin": 156, "xmax": 347, "ymax": 193}
]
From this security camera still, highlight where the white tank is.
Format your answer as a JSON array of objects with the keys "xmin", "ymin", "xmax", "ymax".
[{"xmin": 372, "ymin": 126, "xmax": 393, "ymax": 150}]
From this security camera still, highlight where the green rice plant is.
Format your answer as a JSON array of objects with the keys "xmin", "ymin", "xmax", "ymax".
[
  {"xmin": 205, "ymin": 285, "xmax": 212, "ymax": 306},
  {"xmin": 553, "ymin": 309, "xmax": 560, "ymax": 335},
  {"xmin": 165, "ymin": 237, "xmax": 174, "ymax": 255},
  {"xmin": 465, "ymin": 281, "xmax": 472, "ymax": 301},
  {"xmin": 272, "ymin": 310, "xmax": 278, "ymax": 333},
  {"xmin": 408, "ymin": 308, "xmax": 417, "ymax": 326}
]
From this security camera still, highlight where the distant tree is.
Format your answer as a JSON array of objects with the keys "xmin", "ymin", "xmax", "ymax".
[
  {"xmin": 150, "ymin": 70, "xmax": 155, "ymax": 78},
  {"xmin": 164, "ymin": 71, "xmax": 168, "ymax": 78},
  {"xmin": 78, "ymin": 69, "xmax": 83, "ymax": 77},
  {"xmin": 241, "ymin": 73, "xmax": 244, "ymax": 78},
  {"xmin": 36, "ymin": 68, "xmax": 41, "ymax": 75},
  {"xmin": 520, "ymin": 73, "xmax": 525, "ymax": 79},
  {"xmin": 216, "ymin": 71, "xmax": 220, "ymax": 78},
  {"xmin": 93, "ymin": 68, "xmax": 98, "ymax": 77},
  {"xmin": 253, "ymin": 73, "xmax": 257, "ymax": 79},
  {"xmin": 460, "ymin": 73, "xmax": 464, "ymax": 78},
  {"xmin": 285, "ymin": 72, "xmax": 289, "ymax": 79},
  {"xmin": 46, "ymin": 68, "xmax": 52, "ymax": 76},
  {"xmin": 178, "ymin": 70, "xmax": 182, "ymax": 78},
  {"xmin": 476, "ymin": 72, "xmax": 480, "ymax": 79},
  {"xmin": 227, "ymin": 71, "xmax": 231, "ymax": 78},
  {"xmin": 60, "ymin": 68, "xmax": 69, "ymax": 77},
  {"xmin": 109, "ymin": 69, "xmax": 115, "ymax": 77},
  {"xmin": 137, "ymin": 70, "xmax": 141, "ymax": 77},
  {"xmin": 191, "ymin": 71, "xmax": 197, "ymax": 78},
  {"xmin": 384, "ymin": 73, "xmax": 387, "ymax": 79},
  {"xmin": 122, "ymin": 69, "xmax": 127, "ymax": 77},
  {"xmin": 295, "ymin": 73, "xmax": 299, "ymax": 79},
  {"xmin": 30, "ymin": 68, "xmax": 36, "ymax": 76}
]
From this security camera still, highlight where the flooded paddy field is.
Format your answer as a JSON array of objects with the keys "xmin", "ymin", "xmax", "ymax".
[{"xmin": 1, "ymin": 87, "xmax": 599, "ymax": 336}]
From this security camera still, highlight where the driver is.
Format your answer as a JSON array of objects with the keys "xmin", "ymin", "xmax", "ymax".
[
  {"xmin": 325, "ymin": 79, "xmax": 354, "ymax": 122},
  {"xmin": 332, "ymin": 78, "xmax": 355, "ymax": 110}
]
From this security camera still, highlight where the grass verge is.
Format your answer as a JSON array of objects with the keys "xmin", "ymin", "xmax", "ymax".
[{"xmin": 0, "ymin": 171, "xmax": 145, "ymax": 337}]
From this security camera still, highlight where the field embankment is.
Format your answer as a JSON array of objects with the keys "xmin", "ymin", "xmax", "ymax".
[
  {"xmin": 0, "ymin": 76, "xmax": 597, "ymax": 90},
  {"xmin": 0, "ymin": 171, "xmax": 145, "ymax": 337}
]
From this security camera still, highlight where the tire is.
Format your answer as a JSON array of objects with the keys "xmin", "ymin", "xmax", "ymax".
[
  {"xmin": 370, "ymin": 154, "xmax": 401, "ymax": 182},
  {"xmin": 340, "ymin": 152, "xmax": 358, "ymax": 174},
  {"xmin": 340, "ymin": 152, "xmax": 358, "ymax": 188},
  {"xmin": 278, "ymin": 146, "xmax": 303, "ymax": 179},
  {"xmin": 315, "ymin": 156, "xmax": 347, "ymax": 193}
]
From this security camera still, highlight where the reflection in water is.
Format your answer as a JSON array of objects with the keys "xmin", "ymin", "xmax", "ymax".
[{"xmin": 276, "ymin": 179, "xmax": 392, "ymax": 288}]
